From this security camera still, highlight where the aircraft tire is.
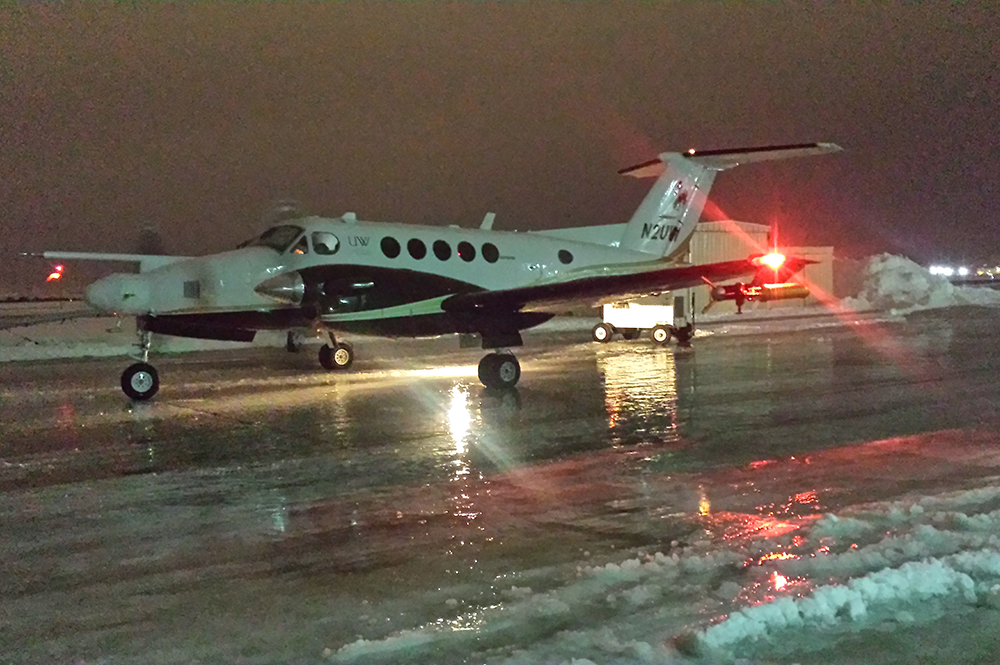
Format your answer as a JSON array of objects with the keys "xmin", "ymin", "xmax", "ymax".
[
  {"xmin": 319, "ymin": 342, "xmax": 354, "ymax": 370},
  {"xmin": 651, "ymin": 324, "xmax": 671, "ymax": 345},
  {"xmin": 592, "ymin": 323, "xmax": 614, "ymax": 343},
  {"xmin": 121, "ymin": 362, "xmax": 159, "ymax": 401},
  {"xmin": 478, "ymin": 353, "xmax": 520, "ymax": 389}
]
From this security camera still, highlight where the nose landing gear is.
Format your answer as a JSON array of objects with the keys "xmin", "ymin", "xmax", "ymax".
[
  {"xmin": 121, "ymin": 362, "xmax": 159, "ymax": 400},
  {"xmin": 121, "ymin": 328, "xmax": 159, "ymax": 401}
]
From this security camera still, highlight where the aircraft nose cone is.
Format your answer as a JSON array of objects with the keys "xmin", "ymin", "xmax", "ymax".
[
  {"xmin": 84, "ymin": 276, "xmax": 118, "ymax": 311},
  {"xmin": 85, "ymin": 274, "xmax": 150, "ymax": 314}
]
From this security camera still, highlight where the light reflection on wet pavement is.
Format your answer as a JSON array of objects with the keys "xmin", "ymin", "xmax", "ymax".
[{"xmin": 2, "ymin": 308, "xmax": 1000, "ymax": 663}]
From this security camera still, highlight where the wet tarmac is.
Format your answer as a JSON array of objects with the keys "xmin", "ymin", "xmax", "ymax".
[{"xmin": 2, "ymin": 307, "xmax": 1000, "ymax": 664}]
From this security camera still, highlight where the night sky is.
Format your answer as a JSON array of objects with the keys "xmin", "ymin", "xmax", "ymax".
[{"xmin": 2, "ymin": 2, "xmax": 998, "ymax": 296}]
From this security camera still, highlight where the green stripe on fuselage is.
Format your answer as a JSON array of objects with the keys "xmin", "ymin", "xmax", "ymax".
[{"xmin": 318, "ymin": 295, "xmax": 451, "ymax": 323}]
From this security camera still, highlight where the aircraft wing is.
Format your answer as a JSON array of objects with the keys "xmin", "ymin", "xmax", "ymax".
[
  {"xmin": 31, "ymin": 252, "xmax": 191, "ymax": 272},
  {"xmin": 442, "ymin": 256, "xmax": 814, "ymax": 314}
]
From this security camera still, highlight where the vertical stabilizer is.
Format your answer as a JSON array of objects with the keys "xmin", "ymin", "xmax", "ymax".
[
  {"xmin": 618, "ymin": 142, "xmax": 841, "ymax": 259},
  {"xmin": 618, "ymin": 153, "xmax": 716, "ymax": 259}
]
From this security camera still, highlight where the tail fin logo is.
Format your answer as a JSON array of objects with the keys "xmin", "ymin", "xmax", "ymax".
[{"xmin": 673, "ymin": 186, "xmax": 689, "ymax": 210}]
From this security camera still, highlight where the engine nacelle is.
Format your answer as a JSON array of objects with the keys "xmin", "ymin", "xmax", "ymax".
[
  {"xmin": 708, "ymin": 281, "xmax": 810, "ymax": 304},
  {"xmin": 754, "ymin": 282, "xmax": 811, "ymax": 302},
  {"xmin": 705, "ymin": 280, "xmax": 810, "ymax": 313}
]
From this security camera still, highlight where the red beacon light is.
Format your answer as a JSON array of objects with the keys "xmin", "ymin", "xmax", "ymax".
[{"xmin": 753, "ymin": 253, "xmax": 786, "ymax": 270}]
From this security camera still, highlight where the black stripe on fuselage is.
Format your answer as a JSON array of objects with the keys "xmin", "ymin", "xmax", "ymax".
[{"xmin": 297, "ymin": 264, "xmax": 483, "ymax": 311}]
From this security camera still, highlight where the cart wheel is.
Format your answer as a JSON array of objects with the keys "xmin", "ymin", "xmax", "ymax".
[
  {"xmin": 651, "ymin": 324, "xmax": 671, "ymax": 345},
  {"xmin": 591, "ymin": 323, "xmax": 614, "ymax": 343}
]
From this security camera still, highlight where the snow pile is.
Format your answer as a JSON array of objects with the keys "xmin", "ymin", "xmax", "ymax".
[
  {"xmin": 842, "ymin": 254, "xmax": 1000, "ymax": 313},
  {"xmin": 688, "ymin": 485, "xmax": 1000, "ymax": 662},
  {"xmin": 327, "ymin": 483, "xmax": 1000, "ymax": 665}
]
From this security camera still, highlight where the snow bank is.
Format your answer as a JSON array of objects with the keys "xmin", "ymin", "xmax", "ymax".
[
  {"xmin": 325, "ymin": 481, "xmax": 1000, "ymax": 665},
  {"xmin": 842, "ymin": 254, "xmax": 1000, "ymax": 313}
]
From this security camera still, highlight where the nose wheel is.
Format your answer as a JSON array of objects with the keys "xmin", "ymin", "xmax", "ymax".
[
  {"xmin": 478, "ymin": 352, "xmax": 520, "ymax": 389},
  {"xmin": 319, "ymin": 341, "xmax": 354, "ymax": 370},
  {"xmin": 121, "ymin": 362, "xmax": 159, "ymax": 401}
]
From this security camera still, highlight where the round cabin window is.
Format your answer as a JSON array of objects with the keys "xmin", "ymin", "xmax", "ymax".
[
  {"xmin": 482, "ymin": 243, "xmax": 499, "ymax": 263},
  {"xmin": 408, "ymin": 238, "xmax": 427, "ymax": 260},
  {"xmin": 433, "ymin": 240, "xmax": 452, "ymax": 260},
  {"xmin": 458, "ymin": 241, "xmax": 476, "ymax": 262},
  {"xmin": 381, "ymin": 237, "xmax": 400, "ymax": 258}
]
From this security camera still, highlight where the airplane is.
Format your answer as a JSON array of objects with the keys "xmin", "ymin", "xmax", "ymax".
[{"xmin": 37, "ymin": 142, "xmax": 840, "ymax": 400}]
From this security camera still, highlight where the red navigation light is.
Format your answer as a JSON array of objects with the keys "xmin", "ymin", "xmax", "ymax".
[
  {"xmin": 754, "ymin": 253, "xmax": 786, "ymax": 270},
  {"xmin": 46, "ymin": 264, "xmax": 65, "ymax": 282}
]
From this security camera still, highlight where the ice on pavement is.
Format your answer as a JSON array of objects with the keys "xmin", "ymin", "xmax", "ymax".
[
  {"xmin": 6, "ymin": 257, "xmax": 1000, "ymax": 664},
  {"xmin": 331, "ymin": 477, "xmax": 1000, "ymax": 665}
]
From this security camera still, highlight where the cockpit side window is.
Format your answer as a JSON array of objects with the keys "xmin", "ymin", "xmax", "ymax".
[
  {"xmin": 291, "ymin": 234, "xmax": 309, "ymax": 255},
  {"xmin": 237, "ymin": 225, "xmax": 305, "ymax": 252},
  {"xmin": 312, "ymin": 231, "xmax": 340, "ymax": 255}
]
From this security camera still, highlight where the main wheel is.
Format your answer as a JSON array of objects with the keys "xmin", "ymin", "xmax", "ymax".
[
  {"xmin": 319, "ymin": 342, "xmax": 354, "ymax": 370},
  {"xmin": 478, "ymin": 353, "xmax": 521, "ymax": 389},
  {"xmin": 591, "ymin": 323, "xmax": 614, "ymax": 343},
  {"xmin": 673, "ymin": 323, "xmax": 694, "ymax": 347},
  {"xmin": 121, "ymin": 362, "xmax": 159, "ymax": 401},
  {"xmin": 651, "ymin": 324, "xmax": 671, "ymax": 345}
]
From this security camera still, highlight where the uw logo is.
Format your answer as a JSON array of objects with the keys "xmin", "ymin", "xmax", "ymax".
[{"xmin": 348, "ymin": 236, "xmax": 370, "ymax": 247}]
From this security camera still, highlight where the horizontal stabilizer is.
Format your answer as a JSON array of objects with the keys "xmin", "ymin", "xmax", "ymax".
[{"xmin": 619, "ymin": 142, "xmax": 842, "ymax": 177}]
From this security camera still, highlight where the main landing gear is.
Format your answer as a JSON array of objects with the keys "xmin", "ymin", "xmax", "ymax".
[
  {"xmin": 114, "ymin": 326, "xmax": 518, "ymax": 399},
  {"xmin": 318, "ymin": 331, "xmax": 354, "ymax": 371},
  {"xmin": 121, "ymin": 329, "xmax": 159, "ymax": 401},
  {"xmin": 478, "ymin": 352, "xmax": 520, "ymax": 389}
]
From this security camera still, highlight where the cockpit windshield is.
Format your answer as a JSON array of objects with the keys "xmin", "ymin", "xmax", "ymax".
[{"xmin": 237, "ymin": 225, "xmax": 304, "ymax": 252}]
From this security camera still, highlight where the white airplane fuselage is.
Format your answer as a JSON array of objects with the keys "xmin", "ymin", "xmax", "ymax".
[{"xmin": 84, "ymin": 216, "xmax": 668, "ymax": 338}]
